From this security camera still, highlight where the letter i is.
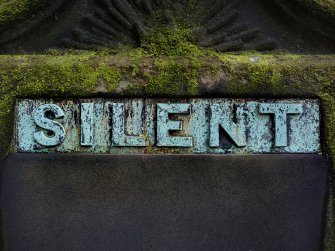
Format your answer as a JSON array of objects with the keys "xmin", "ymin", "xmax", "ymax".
[{"xmin": 81, "ymin": 103, "xmax": 94, "ymax": 146}]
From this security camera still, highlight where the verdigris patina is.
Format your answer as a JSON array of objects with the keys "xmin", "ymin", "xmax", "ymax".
[
  {"xmin": 0, "ymin": 0, "xmax": 334, "ymax": 250},
  {"xmin": 16, "ymin": 99, "xmax": 320, "ymax": 154}
]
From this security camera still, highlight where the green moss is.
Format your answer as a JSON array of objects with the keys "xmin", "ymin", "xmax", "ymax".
[
  {"xmin": 316, "ymin": 0, "xmax": 335, "ymax": 15},
  {"xmin": 319, "ymin": 93, "xmax": 335, "ymax": 250},
  {"xmin": 291, "ymin": 0, "xmax": 335, "ymax": 16},
  {"xmin": 320, "ymin": 93, "xmax": 335, "ymax": 158},
  {"xmin": 215, "ymin": 53, "xmax": 335, "ymax": 97},
  {"xmin": 0, "ymin": 0, "xmax": 47, "ymax": 30},
  {"xmin": 0, "ymin": 50, "xmax": 335, "ymax": 249},
  {"xmin": 0, "ymin": 52, "xmax": 334, "ymax": 159},
  {"xmin": 141, "ymin": 58, "xmax": 201, "ymax": 96},
  {"xmin": 0, "ymin": 52, "xmax": 334, "ymax": 162},
  {"xmin": 0, "ymin": 53, "xmax": 119, "ymax": 157},
  {"xmin": 141, "ymin": 27, "xmax": 205, "ymax": 57},
  {"xmin": 97, "ymin": 64, "xmax": 121, "ymax": 92}
]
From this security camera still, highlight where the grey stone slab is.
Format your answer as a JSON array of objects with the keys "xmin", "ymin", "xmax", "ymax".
[{"xmin": 1, "ymin": 154, "xmax": 330, "ymax": 251}]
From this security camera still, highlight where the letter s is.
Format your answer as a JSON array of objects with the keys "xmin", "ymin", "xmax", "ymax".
[{"xmin": 33, "ymin": 104, "xmax": 66, "ymax": 147}]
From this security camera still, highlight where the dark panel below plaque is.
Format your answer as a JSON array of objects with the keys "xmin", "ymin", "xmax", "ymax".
[{"xmin": 1, "ymin": 154, "xmax": 330, "ymax": 251}]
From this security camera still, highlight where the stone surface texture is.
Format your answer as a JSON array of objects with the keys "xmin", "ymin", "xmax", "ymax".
[
  {"xmin": 0, "ymin": 0, "xmax": 334, "ymax": 53},
  {"xmin": 1, "ymin": 154, "xmax": 330, "ymax": 251},
  {"xmin": 0, "ymin": 0, "xmax": 334, "ymax": 250}
]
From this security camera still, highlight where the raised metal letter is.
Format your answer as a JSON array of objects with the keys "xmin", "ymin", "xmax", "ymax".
[
  {"xmin": 157, "ymin": 103, "xmax": 193, "ymax": 147},
  {"xmin": 111, "ymin": 101, "xmax": 147, "ymax": 147},
  {"xmin": 259, "ymin": 103, "xmax": 303, "ymax": 147},
  {"xmin": 210, "ymin": 102, "xmax": 246, "ymax": 147},
  {"xmin": 81, "ymin": 103, "xmax": 94, "ymax": 146},
  {"xmin": 33, "ymin": 104, "xmax": 66, "ymax": 147}
]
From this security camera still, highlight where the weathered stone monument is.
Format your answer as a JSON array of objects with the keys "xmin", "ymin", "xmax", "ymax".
[{"xmin": 0, "ymin": 0, "xmax": 335, "ymax": 250}]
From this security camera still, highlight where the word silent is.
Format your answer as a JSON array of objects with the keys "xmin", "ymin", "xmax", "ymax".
[{"xmin": 17, "ymin": 99, "xmax": 320, "ymax": 154}]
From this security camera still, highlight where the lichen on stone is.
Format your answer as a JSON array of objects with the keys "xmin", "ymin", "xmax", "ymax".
[
  {"xmin": 292, "ymin": 0, "xmax": 335, "ymax": 17},
  {"xmin": 0, "ymin": 0, "xmax": 48, "ymax": 30}
]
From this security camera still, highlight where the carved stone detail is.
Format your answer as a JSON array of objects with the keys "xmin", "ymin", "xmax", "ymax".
[
  {"xmin": 0, "ymin": 0, "xmax": 67, "ymax": 45},
  {"xmin": 0, "ymin": 0, "xmax": 334, "ymax": 52},
  {"xmin": 61, "ymin": 0, "xmax": 276, "ymax": 52}
]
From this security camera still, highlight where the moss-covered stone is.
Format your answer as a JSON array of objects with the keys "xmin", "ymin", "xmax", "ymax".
[
  {"xmin": 0, "ymin": 49, "xmax": 334, "ymax": 249},
  {"xmin": 0, "ymin": 1, "xmax": 334, "ymax": 249},
  {"xmin": 142, "ymin": 27, "xmax": 204, "ymax": 57},
  {"xmin": 0, "ymin": 0, "xmax": 48, "ymax": 30},
  {"xmin": 290, "ymin": 0, "xmax": 335, "ymax": 17},
  {"xmin": 0, "ymin": 51, "xmax": 335, "ymax": 158},
  {"xmin": 319, "ymin": 93, "xmax": 335, "ymax": 250},
  {"xmin": 320, "ymin": 94, "xmax": 335, "ymax": 158}
]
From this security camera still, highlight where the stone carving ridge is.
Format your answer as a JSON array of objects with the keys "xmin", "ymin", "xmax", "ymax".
[
  {"xmin": 0, "ymin": 0, "xmax": 67, "ymax": 45},
  {"xmin": 193, "ymin": 1, "xmax": 275, "ymax": 51},
  {"xmin": 0, "ymin": 0, "xmax": 334, "ymax": 52},
  {"xmin": 273, "ymin": 0, "xmax": 335, "ymax": 40},
  {"xmin": 61, "ymin": 0, "xmax": 276, "ymax": 52}
]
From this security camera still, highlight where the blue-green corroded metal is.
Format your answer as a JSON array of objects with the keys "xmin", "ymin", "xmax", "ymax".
[
  {"xmin": 111, "ymin": 100, "xmax": 147, "ymax": 146},
  {"xmin": 16, "ymin": 99, "xmax": 321, "ymax": 154},
  {"xmin": 157, "ymin": 103, "xmax": 193, "ymax": 147},
  {"xmin": 210, "ymin": 102, "xmax": 247, "ymax": 148},
  {"xmin": 32, "ymin": 104, "xmax": 66, "ymax": 147},
  {"xmin": 80, "ymin": 103, "xmax": 94, "ymax": 147},
  {"xmin": 259, "ymin": 103, "xmax": 303, "ymax": 147}
]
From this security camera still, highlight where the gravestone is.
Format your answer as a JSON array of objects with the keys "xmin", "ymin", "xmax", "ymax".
[{"xmin": 0, "ymin": 0, "xmax": 334, "ymax": 250}]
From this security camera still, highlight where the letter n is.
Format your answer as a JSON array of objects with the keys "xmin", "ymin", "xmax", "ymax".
[{"xmin": 210, "ymin": 102, "xmax": 246, "ymax": 147}]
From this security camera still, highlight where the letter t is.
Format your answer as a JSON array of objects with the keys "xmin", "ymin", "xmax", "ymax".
[{"xmin": 259, "ymin": 103, "xmax": 303, "ymax": 147}]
